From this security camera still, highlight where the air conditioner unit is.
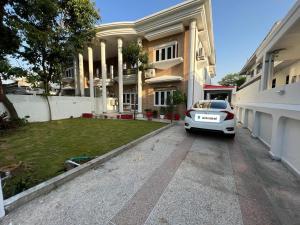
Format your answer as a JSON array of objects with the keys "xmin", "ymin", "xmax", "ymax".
[{"xmin": 145, "ymin": 68, "xmax": 155, "ymax": 79}]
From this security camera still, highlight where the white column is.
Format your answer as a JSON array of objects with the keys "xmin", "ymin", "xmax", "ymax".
[
  {"xmin": 78, "ymin": 53, "xmax": 85, "ymax": 96},
  {"xmin": 270, "ymin": 116, "xmax": 284, "ymax": 160},
  {"xmin": 267, "ymin": 54, "xmax": 274, "ymax": 89},
  {"xmin": 73, "ymin": 56, "xmax": 80, "ymax": 96},
  {"xmin": 118, "ymin": 38, "xmax": 124, "ymax": 113},
  {"xmin": 88, "ymin": 46, "xmax": 95, "ymax": 112},
  {"xmin": 260, "ymin": 53, "xmax": 273, "ymax": 91},
  {"xmin": 110, "ymin": 65, "xmax": 114, "ymax": 80},
  {"xmin": 188, "ymin": 19, "xmax": 197, "ymax": 109},
  {"xmin": 137, "ymin": 37, "xmax": 143, "ymax": 115},
  {"xmin": 101, "ymin": 41, "xmax": 107, "ymax": 113},
  {"xmin": 0, "ymin": 179, "xmax": 5, "ymax": 219}
]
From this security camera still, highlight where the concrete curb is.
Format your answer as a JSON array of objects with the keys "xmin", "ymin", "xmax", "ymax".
[{"xmin": 3, "ymin": 123, "xmax": 174, "ymax": 213}]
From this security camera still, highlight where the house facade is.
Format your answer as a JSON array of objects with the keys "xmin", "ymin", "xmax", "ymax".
[
  {"xmin": 235, "ymin": 1, "xmax": 300, "ymax": 176},
  {"xmin": 62, "ymin": 0, "xmax": 215, "ymax": 116}
]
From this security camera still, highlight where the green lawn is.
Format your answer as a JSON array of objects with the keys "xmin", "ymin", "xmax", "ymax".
[{"xmin": 0, "ymin": 118, "xmax": 165, "ymax": 199}]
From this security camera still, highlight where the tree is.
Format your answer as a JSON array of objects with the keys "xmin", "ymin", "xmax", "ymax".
[
  {"xmin": 10, "ymin": 0, "xmax": 100, "ymax": 120},
  {"xmin": 16, "ymin": 0, "xmax": 99, "ymax": 93},
  {"xmin": 0, "ymin": 59, "xmax": 26, "ymax": 119},
  {"xmin": 122, "ymin": 41, "xmax": 148, "ymax": 119},
  {"xmin": 218, "ymin": 73, "xmax": 246, "ymax": 88},
  {"xmin": 166, "ymin": 90, "xmax": 184, "ymax": 123},
  {"xmin": 0, "ymin": 0, "xmax": 22, "ymax": 119}
]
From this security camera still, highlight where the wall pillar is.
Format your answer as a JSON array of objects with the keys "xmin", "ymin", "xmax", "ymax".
[
  {"xmin": 78, "ymin": 53, "xmax": 85, "ymax": 96},
  {"xmin": 137, "ymin": 37, "xmax": 143, "ymax": 116},
  {"xmin": 270, "ymin": 116, "xmax": 285, "ymax": 160},
  {"xmin": 260, "ymin": 53, "xmax": 274, "ymax": 91},
  {"xmin": 101, "ymin": 41, "xmax": 107, "ymax": 113},
  {"xmin": 110, "ymin": 65, "xmax": 114, "ymax": 80},
  {"xmin": 88, "ymin": 46, "xmax": 95, "ymax": 112},
  {"xmin": 118, "ymin": 38, "xmax": 124, "ymax": 113},
  {"xmin": 251, "ymin": 110, "xmax": 259, "ymax": 138},
  {"xmin": 0, "ymin": 179, "xmax": 5, "ymax": 219},
  {"xmin": 73, "ymin": 56, "xmax": 80, "ymax": 96},
  {"xmin": 187, "ymin": 19, "xmax": 197, "ymax": 108},
  {"xmin": 242, "ymin": 109, "xmax": 248, "ymax": 128}
]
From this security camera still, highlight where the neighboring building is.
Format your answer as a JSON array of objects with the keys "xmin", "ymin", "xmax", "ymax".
[
  {"xmin": 236, "ymin": 1, "xmax": 300, "ymax": 175},
  {"xmin": 62, "ymin": 0, "xmax": 216, "ymax": 115}
]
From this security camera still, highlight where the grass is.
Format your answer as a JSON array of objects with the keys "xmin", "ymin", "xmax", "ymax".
[{"xmin": 0, "ymin": 118, "xmax": 165, "ymax": 199}]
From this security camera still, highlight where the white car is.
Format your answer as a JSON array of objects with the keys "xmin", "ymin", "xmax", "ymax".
[{"xmin": 184, "ymin": 100, "xmax": 236, "ymax": 138}]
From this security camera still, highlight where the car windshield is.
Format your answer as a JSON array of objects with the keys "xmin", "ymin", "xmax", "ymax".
[{"xmin": 193, "ymin": 101, "xmax": 227, "ymax": 109}]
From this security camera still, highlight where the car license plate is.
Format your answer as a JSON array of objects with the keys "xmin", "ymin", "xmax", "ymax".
[{"xmin": 195, "ymin": 114, "xmax": 220, "ymax": 123}]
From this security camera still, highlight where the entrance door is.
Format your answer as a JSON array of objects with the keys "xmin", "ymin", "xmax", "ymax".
[{"xmin": 123, "ymin": 92, "xmax": 137, "ymax": 111}]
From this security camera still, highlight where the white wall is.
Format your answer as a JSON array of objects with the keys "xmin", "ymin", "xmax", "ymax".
[
  {"xmin": 236, "ymin": 79, "xmax": 300, "ymax": 105},
  {"xmin": 246, "ymin": 109, "xmax": 254, "ymax": 131},
  {"xmin": 236, "ymin": 79, "xmax": 300, "ymax": 176},
  {"xmin": 257, "ymin": 112, "xmax": 272, "ymax": 146},
  {"xmin": 0, "ymin": 95, "xmax": 111, "ymax": 122},
  {"xmin": 281, "ymin": 118, "xmax": 300, "ymax": 173},
  {"xmin": 272, "ymin": 60, "xmax": 300, "ymax": 87}
]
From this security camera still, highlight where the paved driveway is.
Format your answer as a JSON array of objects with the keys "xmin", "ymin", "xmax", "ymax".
[{"xmin": 1, "ymin": 124, "xmax": 300, "ymax": 225}]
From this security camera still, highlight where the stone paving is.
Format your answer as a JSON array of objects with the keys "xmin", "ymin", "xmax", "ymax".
[{"xmin": 1, "ymin": 124, "xmax": 300, "ymax": 225}]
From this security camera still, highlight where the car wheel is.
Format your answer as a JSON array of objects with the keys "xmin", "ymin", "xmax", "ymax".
[
  {"xmin": 226, "ymin": 133, "xmax": 235, "ymax": 138},
  {"xmin": 185, "ymin": 128, "xmax": 192, "ymax": 134}
]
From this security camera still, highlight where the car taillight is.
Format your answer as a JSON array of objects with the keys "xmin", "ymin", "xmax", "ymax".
[
  {"xmin": 185, "ymin": 109, "xmax": 195, "ymax": 118},
  {"xmin": 222, "ymin": 111, "xmax": 234, "ymax": 120}
]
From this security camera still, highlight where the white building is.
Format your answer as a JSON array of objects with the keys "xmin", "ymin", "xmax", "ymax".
[{"xmin": 235, "ymin": 1, "xmax": 300, "ymax": 176}]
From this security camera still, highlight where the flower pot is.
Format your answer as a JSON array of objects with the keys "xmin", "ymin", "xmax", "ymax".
[
  {"xmin": 174, "ymin": 114, "xmax": 180, "ymax": 121},
  {"xmin": 146, "ymin": 111, "xmax": 153, "ymax": 120}
]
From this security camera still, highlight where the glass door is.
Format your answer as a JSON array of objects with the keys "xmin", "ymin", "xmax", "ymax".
[{"xmin": 123, "ymin": 92, "xmax": 137, "ymax": 111}]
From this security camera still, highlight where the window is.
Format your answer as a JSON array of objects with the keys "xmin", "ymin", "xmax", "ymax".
[
  {"xmin": 193, "ymin": 101, "xmax": 227, "ymax": 110},
  {"xmin": 161, "ymin": 49, "xmax": 165, "ymax": 61},
  {"xmin": 156, "ymin": 50, "xmax": 159, "ymax": 62},
  {"xmin": 154, "ymin": 42, "xmax": 178, "ymax": 62},
  {"xmin": 272, "ymin": 78, "xmax": 276, "ymax": 88},
  {"xmin": 154, "ymin": 90, "xmax": 174, "ymax": 106},
  {"xmin": 65, "ymin": 67, "xmax": 74, "ymax": 78},
  {"xmin": 286, "ymin": 75, "xmax": 290, "ymax": 85},
  {"xmin": 167, "ymin": 47, "xmax": 172, "ymax": 59}
]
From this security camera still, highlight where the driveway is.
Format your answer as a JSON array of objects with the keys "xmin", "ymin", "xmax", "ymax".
[{"xmin": 1, "ymin": 124, "xmax": 300, "ymax": 225}]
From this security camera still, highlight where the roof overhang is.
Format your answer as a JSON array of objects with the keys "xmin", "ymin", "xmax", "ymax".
[{"xmin": 240, "ymin": 1, "xmax": 300, "ymax": 73}]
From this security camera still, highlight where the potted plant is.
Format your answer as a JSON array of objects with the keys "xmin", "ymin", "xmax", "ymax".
[
  {"xmin": 144, "ymin": 109, "xmax": 153, "ymax": 120},
  {"xmin": 152, "ymin": 110, "xmax": 158, "ymax": 119},
  {"xmin": 159, "ymin": 107, "xmax": 166, "ymax": 119},
  {"xmin": 166, "ymin": 90, "xmax": 184, "ymax": 122}
]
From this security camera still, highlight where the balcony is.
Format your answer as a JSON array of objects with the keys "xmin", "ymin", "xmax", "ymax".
[
  {"xmin": 151, "ymin": 57, "xmax": 183, "ymax": 70},
  {"xmin": 114, "ymin": 69, "xmax": 137, "ymax": 85},
  {"xmin": 94, "ymin": 77, "xmax": 114, "ymax": 87}
]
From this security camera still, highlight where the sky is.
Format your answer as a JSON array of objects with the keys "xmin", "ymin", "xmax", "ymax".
[{"xmin": 94, "ymin": 0, "xmax": 296, "ymax": 83}]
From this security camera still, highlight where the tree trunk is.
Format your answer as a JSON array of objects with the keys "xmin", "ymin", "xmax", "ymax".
[
  {"xmin": 45, "ymin": 95, "xmax": 52, "ymax": 121},
  {"xmin": 0, "ymin": 77, "xmax": 19, "ymax": 119},
  {"xmin": 43, "ymin": 80, "xmax": 52, "ymax": 121}
]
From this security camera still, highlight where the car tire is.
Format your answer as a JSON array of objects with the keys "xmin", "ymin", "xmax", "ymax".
[
  {"xmin": 226, "ymin": 133, "xmax": 235, "ymax": 139},
  {"xmin": 185, "ymin": 128, "xmax": 192, "ymax": 134}
]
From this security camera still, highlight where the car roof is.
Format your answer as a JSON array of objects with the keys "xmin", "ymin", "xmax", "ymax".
[{"xmin": 195, "ymin": 100, "xmax": 228, "ymax": 103}]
